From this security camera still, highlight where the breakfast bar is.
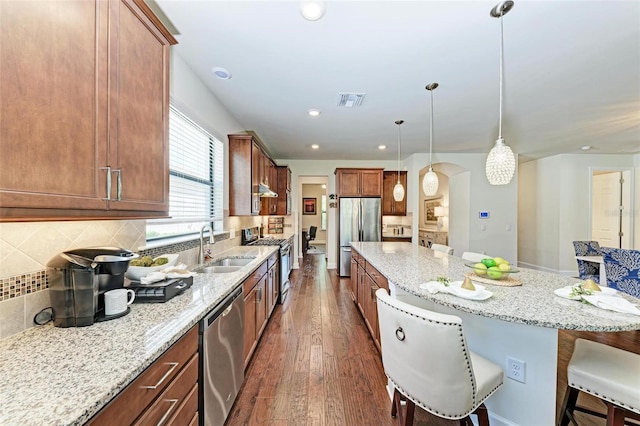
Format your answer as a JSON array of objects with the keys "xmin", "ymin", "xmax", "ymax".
[{"xmin": 351, "ymin": 242, "xmax": 640, "ymax": 426}]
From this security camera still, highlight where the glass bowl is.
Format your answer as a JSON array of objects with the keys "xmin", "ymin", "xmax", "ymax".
[
  {"xmin": 464, "ymin": 262, "xmax": 519, "ymax": 281},
  {"xmin": 125, "ymin": 254, "xmax": 179, "ymax": 281}
]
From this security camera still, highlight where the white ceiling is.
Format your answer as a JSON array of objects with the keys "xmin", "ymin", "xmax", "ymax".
[{"xmin": 155, "ymin": 0, "xmax": 640, "ymax": 162}]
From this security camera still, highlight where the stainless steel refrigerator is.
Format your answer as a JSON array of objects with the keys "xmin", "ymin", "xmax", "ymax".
[{"xmin": 339, "ymin": 197, "xmax": 382, "ymax": 276}]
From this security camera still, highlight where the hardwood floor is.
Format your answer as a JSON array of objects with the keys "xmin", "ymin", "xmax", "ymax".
[{"xmin": 228, "ymin": 254, "xmax": 640, "ymax": 426}]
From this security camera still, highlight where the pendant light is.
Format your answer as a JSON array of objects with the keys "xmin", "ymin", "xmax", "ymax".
[
  {"xmin": 422, "ymin": 83, "xmax": 439, "ymax": 197},
  {"xmin": 485, "ymin": 1, "xmax": 516, "ymax": 185},
  {"xmin": 393, "ymin": 120, "xmax": 405, "ymax": 202}
]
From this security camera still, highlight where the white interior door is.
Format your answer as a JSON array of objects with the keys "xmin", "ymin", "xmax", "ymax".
[{"xmin": 591, "ymin": 172, "xmax": 621, "ymax": 248}]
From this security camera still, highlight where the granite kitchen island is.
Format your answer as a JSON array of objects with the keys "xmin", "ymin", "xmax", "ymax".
[{"xmin": 351, "ymin": 242, "xmax": 640, "ymax": 426}]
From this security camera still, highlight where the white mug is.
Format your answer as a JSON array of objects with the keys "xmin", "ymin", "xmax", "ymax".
[{"xmin": 104, "ymin": 289, "xmax": 135, "ymax": 316}]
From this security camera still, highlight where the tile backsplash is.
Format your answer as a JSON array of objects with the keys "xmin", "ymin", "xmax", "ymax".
[{"xmin": 0, "ymin": 217, "xmax": 261, "ymax": 340}]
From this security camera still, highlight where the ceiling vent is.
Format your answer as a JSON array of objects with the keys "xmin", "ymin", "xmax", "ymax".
[{"xmin": 337, "ymin": 93, "xmax": 366, "ymax": 107}]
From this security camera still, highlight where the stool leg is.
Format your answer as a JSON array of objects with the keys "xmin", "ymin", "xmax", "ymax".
[
  {"xmin": 391, "ymin": 388, "xmax": 400, "ymax": 418},
  {"xmin": 475, "ymin": 404, "xmax": 490, "ymax": 426},
  {"xmin": 606, "ymin": 404, "xmax": 625, "ymax": 426},
  {"xmin": 558, "ymin": 386, "xmax": 579, "ymax": 426}
]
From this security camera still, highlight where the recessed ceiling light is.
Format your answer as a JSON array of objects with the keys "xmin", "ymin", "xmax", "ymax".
[
  {"xmin": 212, "ymin": 67, "xmax": 231, "ymax": 80},
  {"xmin": 311, "ymin": 144, "xmax": 319, "ymax": 149},
  {"xmin": 321, "ymin": 184, "xmax": 326, "ymax": 189},
  {"xmin": 581, "ymin": 145, "xmax": 592, "ymax": 151},
  {"xmin": 378, "ymin": 145, "xmax": 386, "ymax": 150},
  {"xmin": 301, "ymin": 1, "xmax": 325, "ymax": 21},
  {"xmin": 308, "ymin": 109, "xmax": 321, "ymax": 117}
]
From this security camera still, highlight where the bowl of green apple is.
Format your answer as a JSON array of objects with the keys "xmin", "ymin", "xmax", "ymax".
[{"xmin": 465, "ymin": 257, "xmax": 519, "ymax": 281}]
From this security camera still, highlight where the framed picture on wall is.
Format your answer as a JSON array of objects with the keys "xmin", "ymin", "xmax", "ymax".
[
  {"xmin": 303, "ymin": 198, "xmax": 317, "ymax": 215},
  {"xmin": 424, "ymin": 197, "xmax": 441, "ymax": 224}
]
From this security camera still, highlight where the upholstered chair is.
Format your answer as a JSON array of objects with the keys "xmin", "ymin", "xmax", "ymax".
[
  {"xmin": 558, "ymin": 338, "xmax": 640, "ymax": 426},
  {"xmin": 431, "ymin": 243, "xmax": 454, "ymax": 256},
  {"xmin": 573, "ymin": 241, "xmax": 602, "ymax": 283},
  {"xmin": 601, "ymin": 247, "xmax": 640, "ymax": 298},
  {"xmin": 375, "ymin": 289, "xmax": 503, "ymax": 426}
]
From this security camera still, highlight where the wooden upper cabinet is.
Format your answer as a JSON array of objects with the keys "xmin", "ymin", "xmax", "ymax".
[
  {"xmin": 0, "ymin": 0, "xmax": 176, "ymax": 221},
  {"xmin": 107, "ymin": 0, "xmax": 172, "ymax": 213},
  {"xmin": 335, "ymin": 168, "xmax": 383, "ymax": 197},
  {"xmin": 0, "ymin": 0, "xmax": 109, "ymax": 214},
  {"xmin": 382, "ymin": 171, "xmax": 407, "ymax": 216},
  {"xmin": 229, "ymin": 134, "xmax": 261, "ymax": 216},
  {"xmin": 275, "ymin": 166, "xmax": 291, "ymax": 216}
]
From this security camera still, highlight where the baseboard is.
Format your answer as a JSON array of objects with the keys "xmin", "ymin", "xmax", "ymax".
[{"xmin": 517, "ymin": 261, "xmax": 576, "ymax": 277}]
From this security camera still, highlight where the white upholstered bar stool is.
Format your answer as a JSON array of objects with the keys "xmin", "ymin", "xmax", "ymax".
[
  {"xmin": 461, "ymin": 252, "xmax": 490, "ymax": 263},
  {"xmin": 376, "ymin": 289, "xmax": 503, "ymax": 426},
  {"xmin": 558, "ymin": 338, "xmax": 640, "ymax": 426},
  {"xmin": 431, "ymin": 243, "xmax": 454, "ymax": 255}
]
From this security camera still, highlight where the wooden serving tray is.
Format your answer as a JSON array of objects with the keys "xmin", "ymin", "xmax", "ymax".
[{"xmin": 465, "ymin": 272, "xmax": 522, "ymax": 287}]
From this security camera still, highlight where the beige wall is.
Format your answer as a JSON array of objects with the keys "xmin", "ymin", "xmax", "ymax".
[{"xmin": 518, "ymin": 153, "xmax": 637, "ymax": 275}]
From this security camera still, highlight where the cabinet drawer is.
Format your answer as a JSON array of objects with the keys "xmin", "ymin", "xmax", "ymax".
[
  {"xmin": 267, "ymin": 252, "xmax": 278, "ymax": 269},
  {"xmin": 89, "ymin": 326, "xmax": 198, "ymax": 425},
  {"xmin": 243, "ymin": 261, "xmax": 268, "ymax": 295},
  {"xmin": 168, "ymin": 384, "xmax": 198, "ymax": 425},
  {"xmin": 134, "ymin": 354, "xmax": 198, "ymax": 426}
]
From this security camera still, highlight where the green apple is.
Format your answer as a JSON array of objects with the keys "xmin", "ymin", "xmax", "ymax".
[
  {"xmin": 487, "ymin": 266, "xmax": 503, "ymax": 280},
  {"xmin": 481, "ymin": 258, "xmax": 496, "ymax": 268},
  {"xmin": 493, "ymin": 257, "xmax": 508, "ymax": 266},
  {"xmin": 473, "ymin": 263, "xmax": 488, "ymax": 275},
  {"xmin": 498, "ymin": 263, "xmax": 511, "ymax": 272}
]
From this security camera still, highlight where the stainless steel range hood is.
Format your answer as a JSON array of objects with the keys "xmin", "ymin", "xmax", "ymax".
[{"xmin": 259, "ymin": 182, "xmax": 278, "ymax": 198}]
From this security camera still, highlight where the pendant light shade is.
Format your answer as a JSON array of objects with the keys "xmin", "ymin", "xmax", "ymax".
[
  {"xmin": 423, "ymin": 83, "xmax": 439, "ymax": 197},
  {"xmin": 486, "ymin": 1, "xmax": 516, "ymax": 186},
  {"xmin": 393, "ymin": 120, "xmax": 405, "ymax": 202}
]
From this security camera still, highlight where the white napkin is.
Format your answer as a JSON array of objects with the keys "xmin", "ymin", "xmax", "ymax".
[
  {"xmin": 581, "ymin": 294, "xmax": 640, "ymax": 316},
  {"xmin": 139, "ymin": 263, "xmax": 196, "ymax": 285},
  {"xmin": 420, "ymin": 281, "xmax": 492, "ymax": 301}
]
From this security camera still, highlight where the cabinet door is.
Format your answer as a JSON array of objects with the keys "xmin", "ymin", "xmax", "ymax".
[
  {"xmin": 0, "ymin": 0, "xmax": 109, "ymax": 212},
  {"xmin": 255, "ymin": 277, "xmax": 268, "ymax": 337},
  {"xmin": 349, "ymin": 257, "xmax": 358, "ymax": 302},
  {"xmin": 382, "ymin": 171, "xmax": 406, "ymax": 215},
  {"xmin": 364, "ymin": 273, "xmax": 379, "ymax": 346},
  {"xmin": 337, "ymin": 170, "xmax": 361, "ymax": 197},
  {"xmin": 251, "ymin": 141, "xmax": 261, "ymax": 215},
  {"xmin": 107, "ymin": 0, "xmax": 170, "ymax": 213},
  {"xmin": 357, "ymin": 263, "xmax": 366, "ymax": 315},
  {"xmin": 360, "ymin": 170, "xmax": 383, "ymax": 197},
  {"xmin": 243, "ymin": 290, "xmax": 257, "ymax": 368}
]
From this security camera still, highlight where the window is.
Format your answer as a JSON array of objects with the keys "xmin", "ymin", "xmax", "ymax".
[
  {"xmin": 146, "ymin": 106, "xmax": 223, "ymax": 241},
  {"xmin": 321, "ymin": 195, "xmax": 327, "ymax": 231}
]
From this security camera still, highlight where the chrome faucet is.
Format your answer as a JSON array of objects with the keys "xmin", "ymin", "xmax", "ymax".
[{"xmin": 199, "ymin": 225, "xmax": 213, "ymax": 264}]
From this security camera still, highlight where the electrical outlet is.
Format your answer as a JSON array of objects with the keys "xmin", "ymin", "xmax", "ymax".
[{"xmin": 507, "ymin": 357, "xmax": 526, "ymax": 383}]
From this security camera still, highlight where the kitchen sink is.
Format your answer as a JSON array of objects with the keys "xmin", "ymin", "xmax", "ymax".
[
  {"xmin": 209, "ymin": 257, "xmax": 255, "ymax": 267},
  {"xmin": 197, "ymin": 265, "xmax": 243, "ymax": 274}
]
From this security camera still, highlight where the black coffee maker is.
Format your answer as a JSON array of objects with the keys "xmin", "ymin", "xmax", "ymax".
[{"xmin": 47, "ymin": 247, "xmax": 138, "ymax": 327}]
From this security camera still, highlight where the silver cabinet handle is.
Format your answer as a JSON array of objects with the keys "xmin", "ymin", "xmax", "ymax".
[
  {"xmin": 113, "ymin": 169, "xmax": 122, "ymax": 201},
  {"xmin": 156, "ymin": 399, "xmax": 179, "ymax": 426},
  {"xmin": 256, "ymin": 287, "xmax": 262, "ymax": 303},
  {"xmin": 140, "ymin": 362, "xmax": 179, "ymax": 390},
  {"xmin": 101, "ymin": 166, "xmax": 111, "ymax": 200}
]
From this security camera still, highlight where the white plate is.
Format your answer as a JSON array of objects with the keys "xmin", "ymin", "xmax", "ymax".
[
  {"xmin": 420, "ymin": 281, "xmax": 493, "ymax": 301},
  {"xmin": 554, "ymin": 285, "xmax": 617, "ymax": 301}
]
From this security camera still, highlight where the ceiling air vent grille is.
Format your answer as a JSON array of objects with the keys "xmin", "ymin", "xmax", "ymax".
[{"xmin": 337, "ymin": 93, "xmax": 366, "ymax": 107}]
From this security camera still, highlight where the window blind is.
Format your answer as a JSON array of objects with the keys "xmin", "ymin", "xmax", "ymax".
[{"xmin": 147, "ymin": 106, "xmax": 223, "ymax": 240}]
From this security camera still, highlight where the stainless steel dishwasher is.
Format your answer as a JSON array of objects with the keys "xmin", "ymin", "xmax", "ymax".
[{"xmin": 200, "ymin": 285, "xmax": 244, "ymax": 426}]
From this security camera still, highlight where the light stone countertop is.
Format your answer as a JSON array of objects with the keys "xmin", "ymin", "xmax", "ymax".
[
  {"xmin": 352, "ymin": 241, "xmax": 640, "ymax": 332},
  {"xmin": 382, "ymin": 232, "xmax": 411, "ymax": 239},
  {"xmin": 0, "ymin": 245, "xmax": 279, "ymax": 426}
]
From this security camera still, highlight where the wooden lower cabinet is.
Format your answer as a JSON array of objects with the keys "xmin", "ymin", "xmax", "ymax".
[
  {"xmin": 350, "ymin": 249, "xmax": 389, "ymax": 353},
  {"xmin": 243, "ymin": 256, "xmax": 279, "ymax": 369},
  {"xmin": 89, "ymin": 326, "xmax": 198, "ymax": 425}
]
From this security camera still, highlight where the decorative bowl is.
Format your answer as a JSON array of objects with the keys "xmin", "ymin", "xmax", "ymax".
[
  {"xmin": 125, "ymin": 254, "xmax": 179, "ymax": 281},
  {"xmin": 464, "ymin": 262, "xmax": 519, "ymax": 281}
]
